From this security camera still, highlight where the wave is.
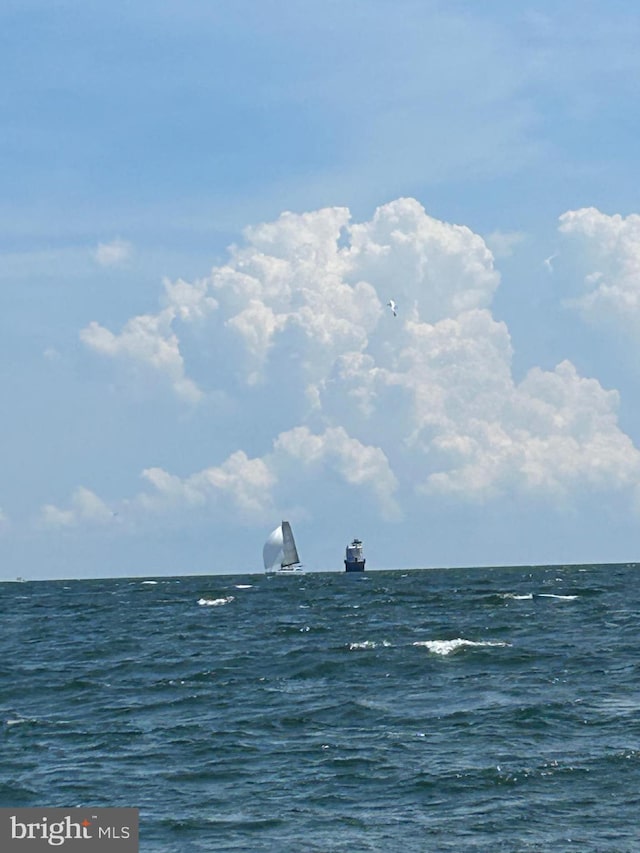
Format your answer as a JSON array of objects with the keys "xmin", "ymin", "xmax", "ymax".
[
  {"xmin": 4, "ymin": 716, "xmax": 34, "ymax": 727},
  {"xmin": 413, "ymin": 638, "xmax": 511, "ymax": 656},
  {"xmin": 538, "ymin": 593, "xmax": 578, "ymax": 600},
  {"xmin": 500, "ymin": 593, "xmax": 534, "ymax": 600},
  {"xmin": 348, "ymin": 641, "xmax": 392, "ymax": 651},
  {"xmin": 197, "ymin": 596, "xmax": 235, "ymax": 607},
  {"xmin": 500, "ymin": 592, "xmax": 578, "ymax": 601}
]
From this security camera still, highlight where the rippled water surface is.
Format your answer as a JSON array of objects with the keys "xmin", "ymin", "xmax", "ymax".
[{"xmin": 2, "ymin": 564, "xmax": 640, "ymax": 851}]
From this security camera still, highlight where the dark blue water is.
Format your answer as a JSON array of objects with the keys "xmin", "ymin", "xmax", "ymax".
[{"xmin": 2, "ymin": 564, "xmax": 640, "ymax": 851}]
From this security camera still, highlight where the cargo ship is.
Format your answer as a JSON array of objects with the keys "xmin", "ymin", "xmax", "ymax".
[{"xmin": 344, "ymin": 538, "xmax": 366, "ymax": 572}]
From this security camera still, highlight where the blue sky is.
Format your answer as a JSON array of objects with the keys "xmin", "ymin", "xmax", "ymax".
[{"xmin": 3, "ymin": 1, "xmax": 640, "ymax": 578}]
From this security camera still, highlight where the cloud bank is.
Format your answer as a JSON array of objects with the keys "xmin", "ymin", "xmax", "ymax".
[{"xmin": 53, "ymin": 199, "xmax": 640, "ymax": 529}]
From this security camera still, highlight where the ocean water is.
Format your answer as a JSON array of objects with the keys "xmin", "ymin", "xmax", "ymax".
[{"xmin": 2, "ymin": 564, "xmax": 640, "ymax": 852}]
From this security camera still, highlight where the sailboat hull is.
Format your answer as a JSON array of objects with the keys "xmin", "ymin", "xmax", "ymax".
[{"xmin": 268, "ymin": 566, "xmax": 304, "ymax": 574}]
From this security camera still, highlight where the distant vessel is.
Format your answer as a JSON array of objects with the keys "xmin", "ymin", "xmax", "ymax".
[
  {"xmin": 263, "ymin": 521, "xmax": 304, "ymax": 574},
  {"xmin": 345, "ymin": 538, "xmax": 366, "ymax": 572}
]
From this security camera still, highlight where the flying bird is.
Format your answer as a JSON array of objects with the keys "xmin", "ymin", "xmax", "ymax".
[{"xmin": 386, "ymin": 299, "xmax": 397, "ymax": 316}]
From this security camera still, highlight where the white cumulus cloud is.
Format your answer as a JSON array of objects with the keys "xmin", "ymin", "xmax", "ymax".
[
  {"xmin": 73, "ymin": 198, "xmax": 640, "ymax": 524},
  {"xmin": 94, "ymin": 238, "xmax": 133, "ymax": 267},
  {"xmin": 162, "ymin": 276, "xmax": 218, "ymax": 322},
  {"xmin": 559, "ymin": 206, "xmax": 640, "ymax": 332},
  {"xmin": 423, "ymin": 360, "xmax": 639, "ymax": 501},
  {"xmin": 346, "ymin": 198, "xmax": 500, "ymax": 323},
  {"xmin": 211, "ymin": 205, "xmax": 382, "ymax": 387},
  {"xmin": 136, "ymin": 450, "xmax": 276, "ymax": 520},
  {"xmin": 40, "ymin": 487, "xmax": 114, "ymax": 529},
  {"xmin": 321, "ymin": 302, "xmax": 639, "ymax": 503},
  {"xmin": 81, "ymin": 308, "xmax": 203, "ymax": 402},
  {"xmin": 273, "ymin": 425, "xmax": 400, "ymax": 520},
  {"xmin": 45, "ymin": 423, "xmax": 399, "ymax": 531},
  {"xmin": 484, "ymin": 229, "xmax": 526, "ymax": 259},
  {"xmin": 130, "ymin": 426, "xmax": 398, "ymax": 522}
]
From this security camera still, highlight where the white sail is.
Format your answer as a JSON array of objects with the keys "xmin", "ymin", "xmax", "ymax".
[
  {"xmin": 263, "ymin": 525, "xmax": 284, "ymax": 571},
  {"xmin": 263, "ymin": 520, "xmax": 302, "ymax": 572},
  {"xmin": 281, "ymin": 521, "xmax": 300, "ymax": 568}
]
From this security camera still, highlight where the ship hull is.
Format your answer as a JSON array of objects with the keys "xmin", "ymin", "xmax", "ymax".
[{"xmin": 345, "ymin": 559, "xmax": 366, "ymax": 572}]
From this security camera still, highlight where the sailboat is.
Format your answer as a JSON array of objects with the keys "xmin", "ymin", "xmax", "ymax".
[{"xmin": 263, "ymin": 521, "xmax": 304, "ymax": 574}]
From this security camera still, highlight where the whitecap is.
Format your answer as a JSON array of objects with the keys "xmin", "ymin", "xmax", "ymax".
[
  {"xmin": 538, "ymin": 594, "xmax": 578, "ymax": 600},
  {"xmin": 501, "ymin": 593, "xmax": 534, "ymax": 600},
  {"xmin": 141, "ymin": 581, "xmax": 158, "ymax": 585},
  {"xmin": 348, "ymin": 640, "xmax": 392, "ymax": 651},
  {"xmin": 234, "ymin": 584, "xmax": 253, "ymax": 589},
  {"xmin": 197, "ymin": 596, "xmax": 235, "ymax": 607},
  {"xmin": 413, "ymin": 638, "xmax": 510, "ymax": 656}
]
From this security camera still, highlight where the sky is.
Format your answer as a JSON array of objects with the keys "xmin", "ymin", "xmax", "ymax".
[{"xmin": 3, "ymin": 0, "xmax": 640, "ymax": 578}]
